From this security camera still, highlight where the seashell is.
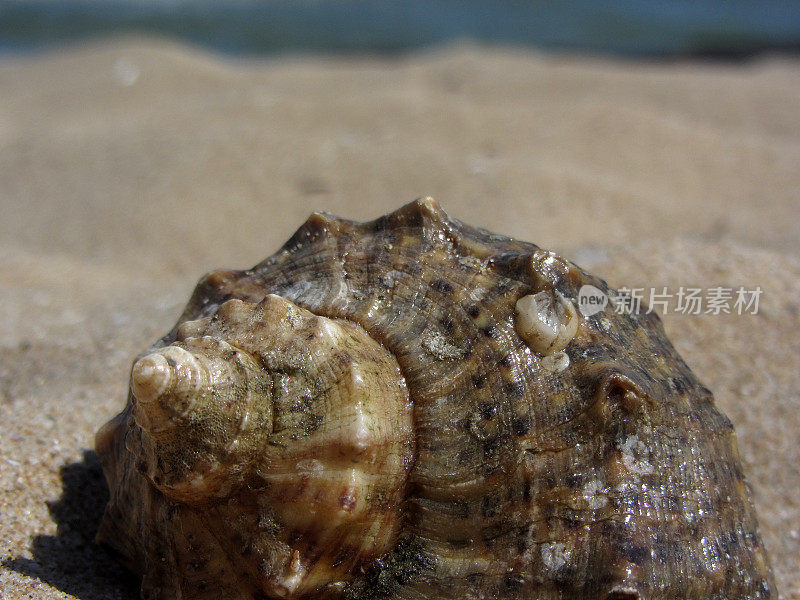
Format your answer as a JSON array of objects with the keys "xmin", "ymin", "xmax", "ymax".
[{"xmin": 96, "ymin": 198, "xmax": 776, "ymax": 600}]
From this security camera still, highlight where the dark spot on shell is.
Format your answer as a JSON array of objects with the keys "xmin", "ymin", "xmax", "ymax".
[
  {"xmin": 606, "ymin": 382, "xmax": 627, "ymax": 404},
  {"xmin": 580, "ymin": 345, "xmax": 604, "ymax": 360},
  {"xmin": 432, "ymin": 279, "xmax": 454, "ymax": 295},
  {"xmin": 287, "ymin": 530, "xmax": 302, "ymax": 546},
  {"xmin": 618, "ymin": 542, "xmax": 649, "ymax": 565},
  {"xmin": 466, "ymin": 573, "xmax": 483, "ymax": 586},
  {"xmin": 472, "ymin": 374, "xmax": 487, "ymax": 389},
  {"xmin": 457, "ymin": 447, "xmax": 477, "ymax": 465},
  {"xmin": 553, "ymin": 564, "xmax": 578, "ymax": 586},
  {"xmin": 332, "ymin": 545, "xmax": 356, "ymax": 568},
  {"xmin": 503, "ymin": 573, "xmax": 525, "ymax": 593},
  {"xmin": 481, "ymin": 495, "xmax": 498, "ymax": 518},
  {"xmin": 481, "ymin": 524, "xmax": 503, "ymax": 543},
  {"xmin": 466, "ymin": 304, "xmax": 481, "ymax": 318},
  {"xmin": 506, "ymin": 381, "xmax": 525, "ymax": 398},
  {"xmin": 516, "ymin": 527, "xmax": 531, "ymax": 552},
  {"xmin": 483, "ymin": 437, "xmax": 500, "ymax": 458},
  {"xmin": 512, "ymin": 416, "xmax": 532, "ymax": 436},
  {"xmin": 483, "ymin": 325, "xmax": 496, "ymax": 338},
  {"xmin": 447, "ymin": 537, "xmax": 470, "ymax": 549},
  {"xmin": 664, "ymin": 495, "xmax": 682, "ymax": 512},
  {"xmin": 303, "ymin": 413, "xmax": 323, "ymax": 433},
  {"xmin": 349, "ymin": 537, "xmax": 434, "ymax": 599},
  {"xmin": 483, "ymin": 463, "xmax": 502, "ymax": 477},
  {"xmin": 479, "ymin": 403, "xmax": 496, "ymax": 420},
  {"xmin": 721, "ymin": 531, "xmax": 739, "ymax": 553},
  {"xmin": 669, "ymin": 376, "xmax": 688, "ymax": 394},
  {"xmin": 440, "ymin": 316, "xmax": 454, "ymax": 334}
]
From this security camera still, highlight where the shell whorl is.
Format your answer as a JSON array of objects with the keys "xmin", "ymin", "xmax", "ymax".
[{"xmin": 119, "ymin": 294, "xmax": 414, "ymax": 596}]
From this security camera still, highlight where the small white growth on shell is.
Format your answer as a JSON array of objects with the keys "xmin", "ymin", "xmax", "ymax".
[
  {"xmin": 380, "ymin": 270, "xmax": 403, "ymax": 289},
  {"xmin": 541, "ymin": 542, "xmax": 568, "ymax": 571},
  {"xmin": 458, "ymin": 255, "xmax": 485, "ymax": 271},
  {"xmin": 515, "ymin": 290, "xmax": 579, "ymax": 356},
  {"xmin": 582, "ymin": 479, "xmax": 608, "ymax": 510},
  {"xmin": 541, "ymin": 350, "xmax": 570, "ymax": 373},
  {"xmin": 618, "ymin": 434, "xmax": 654, "ymax": 475},
  {"xmin": 363, "ymin": 295, "xmax": 385, "ymax": 320},
  {"xmin": 421, "ymin": 330, "xmax": 467, "ymax": 360}
]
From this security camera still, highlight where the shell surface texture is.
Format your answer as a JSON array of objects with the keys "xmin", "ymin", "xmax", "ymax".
[{"xmin": 96, "ymin": 199, "xmax": 775, "ymax": 600}]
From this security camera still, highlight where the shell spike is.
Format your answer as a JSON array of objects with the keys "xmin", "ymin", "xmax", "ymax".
[
  {"xmin": 412, "ymin": 195, "xmax": 444, "ymax": 216},
  {"xmin": 271, "ymin": 211, "xmax": 345, "ymax": 260},
  {"xmin": 386, "ymin": 196, "xmax": 450, "ymax": 228}
]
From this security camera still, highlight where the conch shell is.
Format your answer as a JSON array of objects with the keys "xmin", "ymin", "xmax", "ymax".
[{"xmin": 96, "ymin": 199, "xmax": 776, "ymax": 600}]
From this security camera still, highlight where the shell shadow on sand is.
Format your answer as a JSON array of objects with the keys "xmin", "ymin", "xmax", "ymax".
[{"xmin": 3, "ymin": 450, "xmax": 138, "ymax": 599}]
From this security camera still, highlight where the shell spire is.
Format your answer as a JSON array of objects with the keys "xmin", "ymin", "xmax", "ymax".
[
  {"xmin": 128, "ymin": 333, "xmax": 271, "ymax": 503},
  {"xmin": 132, "ymin": 345, "xmax": 216, "ymax": 432},
  {"xmin": 100, "ymin": 294, "xmax": 415, "ymax": 598}
]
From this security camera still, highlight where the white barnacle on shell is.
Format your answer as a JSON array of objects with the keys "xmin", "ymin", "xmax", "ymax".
[
  {"xmin": 540, "ymin": 541, "xmax": 570, "ymax": 571},
  {"xmin": 514, "ymin": 290, "xmax": 579, "ymax": 356},
  {"xmin": 618, "ymin": 433, "xmax": 655, "ymax": 476}
]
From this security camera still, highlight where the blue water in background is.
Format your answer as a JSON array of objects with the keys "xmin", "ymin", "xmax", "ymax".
[{"xmin": 1, "ymin": 0, "xmax": 799, "ymax": 58}]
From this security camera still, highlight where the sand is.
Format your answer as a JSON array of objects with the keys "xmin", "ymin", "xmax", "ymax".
[{"xmin": 0, "ymin": 37, "xmax": 798, "ymax": 599}]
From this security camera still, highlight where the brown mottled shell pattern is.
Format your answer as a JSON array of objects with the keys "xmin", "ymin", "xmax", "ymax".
[{"xmin": 96, "ymin": 199, "xmax": 776, "ymax": 600}]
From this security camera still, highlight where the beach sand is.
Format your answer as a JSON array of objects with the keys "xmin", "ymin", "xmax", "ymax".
[{"xmin": 0, "ymin": 37, "xmax": 798, "ymax": 599}]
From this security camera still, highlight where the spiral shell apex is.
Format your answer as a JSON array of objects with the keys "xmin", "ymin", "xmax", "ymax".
[{"xmin": 96, "ymin": 198, "xmax": 776, "ymax": 600}]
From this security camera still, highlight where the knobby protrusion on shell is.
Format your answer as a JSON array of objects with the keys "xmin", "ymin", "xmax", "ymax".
[{"xmin": 96, "ymin": 198, "xmax": 776, "ymax": 600}]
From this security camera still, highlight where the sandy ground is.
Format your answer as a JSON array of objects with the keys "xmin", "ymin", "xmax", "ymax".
[{"xmin": 0, "ymin": 37, "xmax": 798, "ymax": 599}]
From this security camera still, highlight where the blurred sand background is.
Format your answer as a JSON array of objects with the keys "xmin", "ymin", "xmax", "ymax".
[{"xmin": 0, "ymin": 37, "xmax": 798, "ymax": 598}]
